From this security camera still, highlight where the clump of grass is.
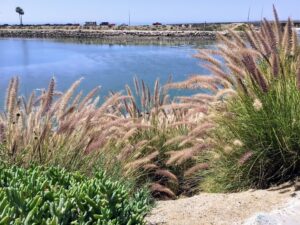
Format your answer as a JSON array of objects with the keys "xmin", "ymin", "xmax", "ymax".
[
  {"xmin": 0, "ymin": 77, "xmax": 134, "ymax": 173},
  {"xmin": 191, "ymin": 6, "xmax": 300, "ymax": 192},
  {"xmin": 0, "ymin": 76, "xmax": 213, "ymax": 199},
  {"xmin": 112, "ymin": 78, "xmax": 213, "ymax": 199}
]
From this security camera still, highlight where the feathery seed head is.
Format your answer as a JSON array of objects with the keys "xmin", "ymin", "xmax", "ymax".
[
  {"xmin": 253, "ymin": 98, "xmax": 263, "ymax": 111},
  {"xmin": 233, "ymin": 139, "xmax": 244, "ymax": 147},
  {"xmin": 224, "ymin": 145, "xmax": 233, "ymax": 154}
]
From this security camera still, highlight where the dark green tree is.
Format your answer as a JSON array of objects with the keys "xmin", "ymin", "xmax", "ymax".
[{"xmin": 15, "ymin": 7, "xmax": 24, "ymax": 25}]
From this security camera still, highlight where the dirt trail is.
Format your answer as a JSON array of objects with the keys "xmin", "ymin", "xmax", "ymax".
[{"xmin": 146, "ymin": 185, "xmax": 299, "ymax": 225}]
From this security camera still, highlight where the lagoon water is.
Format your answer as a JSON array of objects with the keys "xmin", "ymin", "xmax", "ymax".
[{"xmin": 0, "ymin": 38, "xmax": 214, "ymax": 105}]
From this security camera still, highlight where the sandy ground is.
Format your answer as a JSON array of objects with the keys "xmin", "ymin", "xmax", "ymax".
[{"xmin": 146, "ymin": 184, "xmax": 299, "ymax": 225}]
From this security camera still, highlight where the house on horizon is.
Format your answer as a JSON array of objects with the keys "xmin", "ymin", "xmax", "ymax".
[
  {"xmin": 85, "ymin": 21, "xmax": 97, "ymax": 26},
  {"xmin": 100, "ymin": 22, "xmax": 110, "ymax": 26}
]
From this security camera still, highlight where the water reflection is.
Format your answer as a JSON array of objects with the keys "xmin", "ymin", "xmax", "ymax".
[
  {"xmin": 0, "ymin": 38, "xmax": 214, "ymax": 108},
  {"xmin": 50, "ymin": 37, "xmax": 214, "ymax": 48}
]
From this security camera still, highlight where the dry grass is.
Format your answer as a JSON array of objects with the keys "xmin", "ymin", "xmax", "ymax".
[
  {"xmin": 114, "ymin": 78, "xmax": 214, "ymax": 198},
  {"xmin": 1, "ymin": 77, "xmax": 137, "ymax": 172},
  {"xmin": 0, "ymin": 76, "xmax": 213, "ymax": 199}
]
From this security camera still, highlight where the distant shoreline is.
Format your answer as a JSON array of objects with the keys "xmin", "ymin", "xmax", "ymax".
[{"xmin": 0, "ymin": 28, "xmax": 220, "ymax": 41}]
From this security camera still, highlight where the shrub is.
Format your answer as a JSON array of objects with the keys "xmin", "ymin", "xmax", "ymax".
[
  {"xmin": 0, "ymin": 164, "xmax": 151, "ymax": 224},
  {"xmin": 233, "ymin": 23, "xmax": 247, "ymax": 31},
  {"xmin": 187, "ymin": 6, "xmax": 300, "ymax": 191}
]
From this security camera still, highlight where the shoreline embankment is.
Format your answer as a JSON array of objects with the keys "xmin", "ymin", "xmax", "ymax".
[{"xmin": 0, "ymin": 28, "xmax": 220, "ymax": 41}]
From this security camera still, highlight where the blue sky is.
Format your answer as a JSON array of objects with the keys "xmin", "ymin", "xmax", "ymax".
[{"xmin": 0, "ymin": 0, "xmax": 299, "ymax": 25}]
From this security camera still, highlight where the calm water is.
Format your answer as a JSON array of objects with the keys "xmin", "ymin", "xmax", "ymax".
[{"xmin": 0, "ymin": 38, "xmax": 214, "ymax": 104}]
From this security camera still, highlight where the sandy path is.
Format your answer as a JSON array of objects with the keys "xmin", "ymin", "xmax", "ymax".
[{"xmin": 146, "ymin": 186, "xmax": 299, "ymax": 225}]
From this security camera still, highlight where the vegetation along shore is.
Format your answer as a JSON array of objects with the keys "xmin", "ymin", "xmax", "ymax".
[
  {"xmin": 0, "ymin": 28, "xmax": 218, "ymax": 41},
  {"xmin": 0, "ymin": 22, "xmax": 244, "ymax": 40}
]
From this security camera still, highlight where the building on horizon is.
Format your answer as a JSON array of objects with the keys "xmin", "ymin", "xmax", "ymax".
[{"xmin": 84, "ymin": 21, "xmax": 97, "ymax": 26}]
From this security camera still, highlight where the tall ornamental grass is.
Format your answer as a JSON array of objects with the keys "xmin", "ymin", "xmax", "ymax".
[
  {"xmin": 101, "ymin": 78, "xmax": 213, "ymax": 199},
  {"xmin": 167, "ymin": 6, "xmax": 300, "ymax": 191},
  {"xmin": 2, "ymin": 6, "xmax": 298, "ymax": 196},
  {"xmin": 0, "ymin": 76, "xmax": 212, "ymax": 199},
  {"xmin": 193, "ymin": 6, "xmax": 300, "ymax": 191}
]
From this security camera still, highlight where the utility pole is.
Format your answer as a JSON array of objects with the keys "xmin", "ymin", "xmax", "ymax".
[
  {"xmin": 128, "ymin": 10, "xmax": 131, "ymax": 26},
  {"xmin": 260, "ymin": 7, "xmax": 264, "ymax": 21},
  {"xmin": 247, "ymin": 6, "xmax": 251, "ymax": 23}
]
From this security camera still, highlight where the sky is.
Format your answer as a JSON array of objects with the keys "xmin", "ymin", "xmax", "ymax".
[{"xmin": 0, "ymin": 0, "xmax": 299, "ymax": 25}]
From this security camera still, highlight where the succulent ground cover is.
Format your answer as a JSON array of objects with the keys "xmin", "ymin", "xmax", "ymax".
[{"xmin": 0, "ymin": 164, "xmax": 151, "ymax": 224}]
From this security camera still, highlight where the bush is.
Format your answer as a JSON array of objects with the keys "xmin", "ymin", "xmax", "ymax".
[
  {"xmin": 233, "ymin": 23, "xmax": 247, "ymax": 31},
  {"xmin": 207, "ymin": 76, "xmax": 300, "ymax": 191},
  {"xmin": 167, "ymin": 7, "xmax": 300, "ymax": 192},
  {"xmin": 0, "ymin": 164, "xmax": 151, "ymax": 224},
  {"xmin": 193, "ymin": 7, "xmax": 300, "ymax": 192}
]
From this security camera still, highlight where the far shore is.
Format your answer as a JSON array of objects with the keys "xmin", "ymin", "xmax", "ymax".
[{"xmin": 0, "ymin": 27, "xmax": 227, "ymax": 41}]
